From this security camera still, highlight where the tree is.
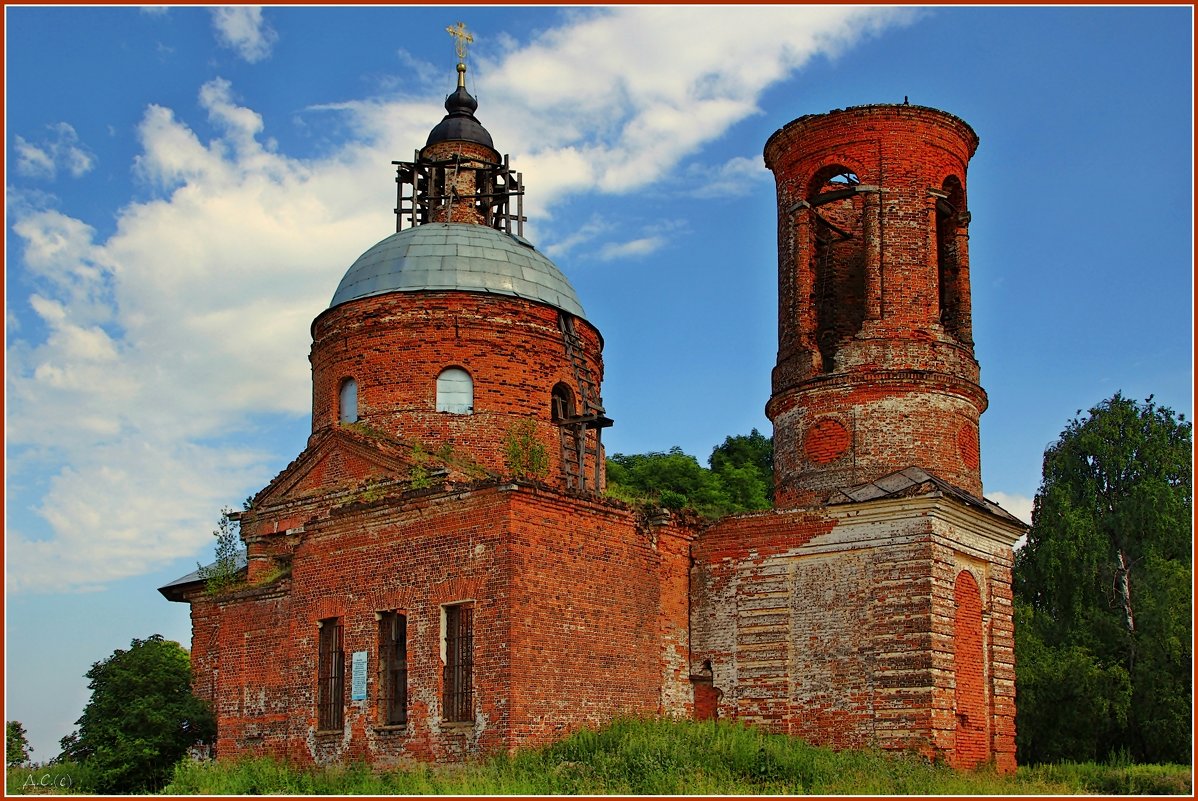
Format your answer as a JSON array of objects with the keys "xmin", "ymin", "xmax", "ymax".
[
  {"xmin": 1014, "ymin": 393, "xmax": 1192, "ymax": 764},
  {"xmin": 6, "ymin": 721, "xmax": 33, "ymax": 768},
  {"xmin": 709, "ymin": 429, "xmax": 774, "ymax": 509},
  {"xmin": 608, "ymin": 447, "xmax": 732, "ymax": 515},
  {"xmin": 196, "ymin": 507, "xmax": 244, "ymax": 596},
  {"xmin": 59, "ymin": 635, "xmax": 215, "ymax": 793},
  {"xmin": 606, "ymin": 432, "xmax": 776, "ymax": 517}
]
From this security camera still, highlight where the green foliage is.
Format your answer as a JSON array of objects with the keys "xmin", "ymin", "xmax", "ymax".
[
  {"xmin": 196, "ymin": 507, "xmax": 245, "ymax": 596},
  {"xmin": 409, "ymin": 443, "xmax": 433, "ymax": 489},
  {"xmin": 709, "ymin": 428, "xmax": 774, "ymax": 506},
  {"xmin": 607, "ymin": 448, "xmax": 732, "ymax": 516},
  {"xmin": 606, "ymin": 431, "xmax": 774, "ymax": 518},
  {"xmin": 1013, "ymin": 603, "xmax": 1131, "ymax": 762},
  {"xmin": 59, "ymin": 635, "xmax": 215, "ymax": 794},
  {"xmin": 357, "ymin": 478, "xmax": 386, "ymax": 503},
  {"xmin": 1019, "ymin": 760, "xmax": 1194, "ymax": 795},
  {"xmin": 503, "ymin": 420, "xmax": 549, "ymax": 480},
  {"xmin": 6, "ymin": 721, "xmax": 32, "ymax": 768},
  {"xmin": 1014, "ymin": 393, "xmax": 1192, "ymax": 764},
  {"xmin": 162, "ymin": 718, "xmax": 1192, "ymax": 795},
  {"xmin": 6, "ymin": 760, "xmax": 97, "ymax": 795}
]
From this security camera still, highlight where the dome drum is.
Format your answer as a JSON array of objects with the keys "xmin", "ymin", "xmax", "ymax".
[{"xmin": 310, "ymin": 290, "xmax": 606, "ymax": 486}]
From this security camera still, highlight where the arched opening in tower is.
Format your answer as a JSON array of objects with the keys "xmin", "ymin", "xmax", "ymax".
[
  {"xmin": 808, "ymin": 167, "xmax": 866, "ymax": 372},
  {"xmin": 936, "ymin": 175, "xmax": 968, "ymax": 342},
  {"xmin": 551, "ymin": 382, "xmax": 576, "ymax": 422}
]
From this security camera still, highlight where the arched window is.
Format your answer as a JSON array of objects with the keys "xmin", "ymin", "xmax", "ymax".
[
  {"xmin": 936, "ymin": 175, "xmax": 968, "ymax": 342},
  {"xmin": 339, "ymin": 378, "xmax": 358, "ymax": 423},
  {"xmin": 551, "ymin": 383, "xmax": 575, "ymax": 422},
  {"xmin": 807, "ymin": 165, "xmax": 866, "ymax": 372},
  {"xmin": 436, "ymin": 368, "xmax": 473, "ymax": 414}
]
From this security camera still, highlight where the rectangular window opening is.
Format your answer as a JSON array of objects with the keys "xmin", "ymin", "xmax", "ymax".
[
  {"xmin": 442, "ymin": 603, "xmax": 474, "ymax": 723},
  {"xmin": 317, "ymin": 618, "xmax": 344, "ymax": 731},
  {"xmin": 379, "ymin": 611, "xmax": 408, "ymax": 726}
]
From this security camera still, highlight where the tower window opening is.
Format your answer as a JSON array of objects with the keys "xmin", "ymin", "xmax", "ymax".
[
  {"xmin": 551, "ymin": 383, "xmax": 576, "ymax": 422},
  {"xmin": 936, "ymin": 175, "xmax": 968, "ymax": 342},
  {"xmin": 436, "ymin": 368, "xmax": 474, "ymax": 414},
  {"xmin": 808, "ymin": 165, "xmax": 866, "ymax": 372},
  {"xmin": 339, "ymin": 378, "xmax": 359, "ymax": 424}
]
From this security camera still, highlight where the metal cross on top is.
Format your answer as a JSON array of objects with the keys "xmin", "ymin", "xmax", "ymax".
[{"xmin": 446, "ymin": 21, "xmax": 473, "ymax": 63}]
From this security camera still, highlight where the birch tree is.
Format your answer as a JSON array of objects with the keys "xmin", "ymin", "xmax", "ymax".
[{"xmin": 1014, "ymin": 393, "xmax": 1191, "ymax": 763}]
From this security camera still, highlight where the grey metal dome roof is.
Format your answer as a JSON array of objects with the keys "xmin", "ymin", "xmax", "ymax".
[{"xmin": 330, "ymin": 223, "xmax": 586, "ymax": 319}]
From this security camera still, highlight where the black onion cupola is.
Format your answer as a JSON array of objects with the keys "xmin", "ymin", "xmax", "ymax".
[{"xmin": 425, "ymin": 63, "xmax": 494, "ymax": 150}]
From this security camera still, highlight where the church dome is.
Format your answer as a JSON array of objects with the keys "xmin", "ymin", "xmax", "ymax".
[
  {"xmin": 329, "ymin": 223, "xmax": 586, "ymax": 319},
  {"xmin": 425, "ymin": 83, "xmax": 494, "ymax": 150},
  {"xmin": 424, "ymin": 63, "xmax": 494, "ymax": 150}
]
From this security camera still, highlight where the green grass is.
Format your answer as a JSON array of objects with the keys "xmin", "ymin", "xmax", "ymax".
[
  {"xmin": 6, "ymin": 761, "xmax": 96, "ymax": 795},
  {"xmin": 14, "ymin": 719, "xmax": 1189, "ymax": 795},
  {"xmin": 157, "ymin": 718, "xmax": 1194, "ymax": 795}
]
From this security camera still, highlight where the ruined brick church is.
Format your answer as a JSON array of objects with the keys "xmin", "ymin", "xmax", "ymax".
[{"xmin": 161, "ymin": 43, "xmax": 1024, "ymax": 772}]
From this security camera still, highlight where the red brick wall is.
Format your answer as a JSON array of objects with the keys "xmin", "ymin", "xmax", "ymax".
[
  {"xmin": 763, "ymin": 105, "xmax": 986, "ymax": 506},
  {"xmin": 505, "ymin": 492, "xmax": 693, "ymax": 747},
  {"xmin": 927, "ymin": 537, "xmax": 1017, "ymax": 773},
  {"xmin": 195, "ymin": 481, "xmax": 691, "ymax": 764},
  {"xmin": 690, "ymin": 499, "xmax": 1018, "ymax": 770},
  {"xmin": 310, "ymin": 292, "xmax": 606, "ymax": 490},
  {"xmin": 951, "ymin": 570, "xmax": 988, "ymax": 769},
  {"xmin": 195, "ymin": 487, "xmax": 516, "ymax": 764}
]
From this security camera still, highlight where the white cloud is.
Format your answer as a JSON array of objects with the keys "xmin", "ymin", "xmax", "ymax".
[
  {"xmin": 7, "ymin": 7, "xmax": 909, "ymax": 593},
  {"xmin": 987, "ymin": 491, "xmax": 1034, "ymax": 526},
  {"xmin": 211, "ymin": 6, "xmax": 278, "ymax": 63},
  {"xmin": 473, "ymin": 6, "xmax": 913, "ymax": 213},
  {"xmin": 542, "ymin": 216, "xmax": 613, "ymax": 260},
  {"xmin": 599, "ymin": 236, "xmax": 667, "ymax": 261},
  {"xmin": 686, "ymin": 156, "xmax": 771, "ymax": 199},
  {"xmin": 6, "ymin": 440, "xmax": 270, "ymax": 594},
  {"xmin": 13, "ymin": 123, "xmax": 96, "ymax": 180}
]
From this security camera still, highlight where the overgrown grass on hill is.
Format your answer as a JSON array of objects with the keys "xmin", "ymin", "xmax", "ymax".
[
  {"xmin": 6, "ymin": 761, "xmax": 97, "ymax": 795},
  {"xmin": 160, "ymin": 718, "xmax": 1193, "ymax": 795}
]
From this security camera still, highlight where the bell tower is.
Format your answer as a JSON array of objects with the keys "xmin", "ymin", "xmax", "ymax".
[{"xmin": 764, "ymin": 104, "xmax": 986, "ymax": 508}]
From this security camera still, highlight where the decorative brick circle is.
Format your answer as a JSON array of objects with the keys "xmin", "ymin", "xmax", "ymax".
[
  {"xmin": 957, "ymin": 422, "xmax": 980, "ymax": 470},
  {"xmin": 804, "ymin": 418, "xmax": 851, "ymax": 464}
]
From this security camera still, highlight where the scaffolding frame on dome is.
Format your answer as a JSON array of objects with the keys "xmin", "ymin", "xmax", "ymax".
[{"xmin": 392, "ymin": 154, "xmax": 526, "ymax": 236}]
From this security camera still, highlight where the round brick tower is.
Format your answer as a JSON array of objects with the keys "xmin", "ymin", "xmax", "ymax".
[
  {"xmin": 308, "ymin": 55, "xmax": 611, "ymax": 492},
  {"xmin": 764, "ymin": 104, "xmax": 986, "ymax": 507}
]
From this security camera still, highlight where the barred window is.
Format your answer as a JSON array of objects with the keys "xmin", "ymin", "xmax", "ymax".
[
  {"xmin": 379, "ymin": 612, "xmax": 408, "ymax": 726},
  {"xmin": 442, "ymin": 604, "xmax": 474, "ymax": 723},
  {"xmin": 317, "ymin": 618, "xmax": 344, "ymax": 731}
]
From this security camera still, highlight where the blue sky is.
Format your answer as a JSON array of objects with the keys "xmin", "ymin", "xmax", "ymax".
[{"xmin": 4, "ymin": 6, "xmax": 1193, "ymax": 760}]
